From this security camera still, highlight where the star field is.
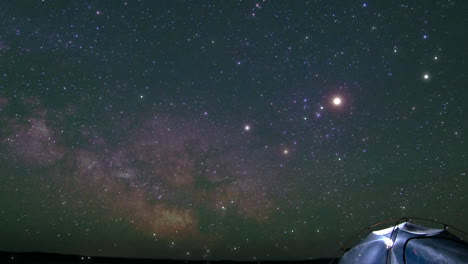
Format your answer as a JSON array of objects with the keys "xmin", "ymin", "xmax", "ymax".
[{"xmin": 0, "ymin": 0, "xmax": 466, "ymax": 261}]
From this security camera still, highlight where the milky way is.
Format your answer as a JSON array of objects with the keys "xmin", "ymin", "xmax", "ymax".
[{"xmin": 0, "ymin": 97, "xmax": 289, "ymax": 257}]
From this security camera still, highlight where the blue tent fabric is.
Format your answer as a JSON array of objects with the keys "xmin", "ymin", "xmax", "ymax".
[{"xmin": 339, "ymin": 222, "xmax": 468, "ymax": 264}]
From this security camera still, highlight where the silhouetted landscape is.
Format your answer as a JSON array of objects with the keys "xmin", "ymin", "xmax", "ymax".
[{"xmin": 0, "ymin": 251, "xmax": 338, "ymax": 264}]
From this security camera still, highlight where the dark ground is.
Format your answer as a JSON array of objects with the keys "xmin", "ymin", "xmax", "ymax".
[{"xmin": 0, "ymin": 251, "xmax": 339, "ymax": 264}]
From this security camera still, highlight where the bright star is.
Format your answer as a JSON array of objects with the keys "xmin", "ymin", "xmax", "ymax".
[
  {"xmin": 333, "ymin": 97, "xmax": 342, "ymax": 105},
  {"xmin": 244, "ymin": 125, "xmax": 250, "ymax": 131}
]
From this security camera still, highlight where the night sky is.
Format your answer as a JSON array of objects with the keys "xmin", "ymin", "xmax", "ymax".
[{"xmin": 0, "ymin": 0, "xmax": 467, "ymax": 261}]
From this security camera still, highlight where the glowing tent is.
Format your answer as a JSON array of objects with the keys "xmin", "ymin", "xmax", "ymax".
[{"xmin": 339, "ymin": 219, "xmax": 468, "ymax": 264}]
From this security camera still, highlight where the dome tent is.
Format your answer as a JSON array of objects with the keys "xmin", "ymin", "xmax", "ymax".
[{"xmin": 338, "ymin": 218, "xmax": 468, "ymax": 264}]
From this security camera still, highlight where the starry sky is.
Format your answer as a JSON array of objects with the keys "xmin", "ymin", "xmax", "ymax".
[{"xmin": 0, "ymin": 0, "xmax": 467, "ymax": 261}]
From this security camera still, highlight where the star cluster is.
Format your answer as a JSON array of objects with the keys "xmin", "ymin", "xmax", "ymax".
[{"xmin": 0, "ymin": 0, "xmax": 466, "ymax": 261}]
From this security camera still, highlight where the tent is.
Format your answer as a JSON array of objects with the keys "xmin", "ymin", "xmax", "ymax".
[{"xmin": 339, "ymin": 219, "xmax": 468, "ymax": 264}]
